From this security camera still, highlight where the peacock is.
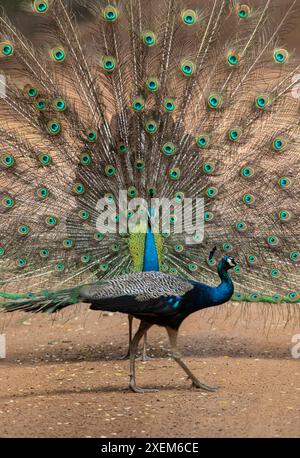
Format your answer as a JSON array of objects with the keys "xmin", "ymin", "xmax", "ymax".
[{"xmin": 0, "ymin": 0, "xmax": 299, "ymax": 391}]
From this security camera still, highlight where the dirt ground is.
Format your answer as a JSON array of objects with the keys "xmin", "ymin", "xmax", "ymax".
[{"xmin": 0, "ymin": 303, "xmax": 299, "ymax": 438}]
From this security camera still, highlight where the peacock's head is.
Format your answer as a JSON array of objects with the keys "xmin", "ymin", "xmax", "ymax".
[{"xmin": 221, "ymin": 255, "xmax": 237, "ymax": 270}]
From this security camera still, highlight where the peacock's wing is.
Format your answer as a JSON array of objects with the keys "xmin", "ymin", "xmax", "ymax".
[
  {"xmin": 0, "ymin": 0, "xmax": 299, "ymax": 306},
  {"xmin": 80, "ymin": 271, "xmax": 193, "ymax": 315}
]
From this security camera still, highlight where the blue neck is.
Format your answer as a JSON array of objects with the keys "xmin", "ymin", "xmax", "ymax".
[{"xmin": 142, "ymin": 208, "xmax": 159, "ymax": 272}]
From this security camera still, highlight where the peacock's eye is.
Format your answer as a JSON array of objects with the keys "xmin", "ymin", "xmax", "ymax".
[
  {"xmin": 278, "ymin": 209, "xmax": 291, "ymax": 222},
  {"xmin": 94, "ymin": 232, "xmax": 103, "ymax": 241},
  {"xmin": 135, "ymin": 160, "xmax": 145, "ymax": 170},
  {"xmin": 278, "ymin": 176, "xmax": 291, "ymax": 188},
  {"xmin": 105, "ymin": 165, "xmax": 116, "ymax": 177},
  {"xmin": 236, "ymin": 4, "xmax": 251, "ymax": 19},
  {"xmin": 55, "ymin": 262, "xmax": 65, "ymax": 272},
  {"xmin": 196, "ymin": 133, "xmax": 210, "ymax": 149},
  {"xmin": 267, "ymin": 235, "xmax": 279, "ymax": 246},
  {"xmin": 101, "ymin": 55, "xmax": 117, "ymax": 73},
  {"xmin": 80, "ymin": 152, "xmax": 91, "ymax": 166},
  {"xmin": 79, "ymin": 210, "xmax": 89, "ymax": 220},
  {"xmin": 228, "ymin": 128, "xmax": 242, "ymax": 141},
  {"xmin": 272, "ymin": 136, "xmax": 287, "ymax": 151},
  {"xmin": 102, "ymin": 6, "xmax": 119, "ymax": 22},
  {"xmin": 32, "ymin": 1, "xmax": 49, "ymax": 13},
  {"xmin": 81, "ymin": 255, "xmax": 90, "ymax": 263},
  {"xmin": 127, "ymin": 186, "xmax": 138, "ymax": 198},
  {"xmin": 169, "ymin": 168, "xmax": 180, "ymax": 180},
  {"xmin": 180, "ymin": 9, "xmax": 197, "ymax": 25},
  {"xmin": 141, "ymin": 31, "xmax": 157, "ymax": 46},
  {"xmin": 248, "ymin": 255, "xmax": 257, "ymax": 264},
  {"xmin": 132, "ymin": 97, "xmax": 145, "ymax": 112},
  {"xmin": 241, "ymin": 166, "xmax": 254, "ymax": 178},
  {"xmin": 174, "ymin": 192, "xmax": 184, "ymax": 202},
  {"xmin": 63, "ymin": 239, "xmax": 73, "ymax": 249},
  {"xmin": 223, "ymin": 243, "xmax": 232, "ymax": 251},
  {"xmin": 73, "ymin": 182, "xmax": 85, "ymax": 195},
  {"xmin": 180, "ymin": 59, "xmax": 195, "ymax": 76},
  {"xmin": 0, "ymin": 42, "xmax": 14, "ymax": 57},
  {"xmin": 273, "ymin": 48, "xmax": 289, "ymax": 64},
  {"xmin": 47, "ymin": 120, "xmax": 61, "ymax": 135},
  {"xmin": 36, "ymin": 99, "xmax": 47, "ymax": 111},
  {"xmin": 164, "ymin": 99, "xmax": 175, "ymax": 112},
  {"xmin": 204, "ymin": 211, "xmax": 214, "ymax": 222},
  {"xmin": 27, "ymin": 86, "xmax": 38, "ymax": 97},
  {"xmin": 145, "ymin": 119, "xmax": 157, "ymax": 134},
  {"xmin": 271, "ymin": 268, "xmax": 280, "ymax": 278},
  {"xmin": 18, "ymin": 224, "xmax": 30, "ymax": 236},
  {"xmin": 290, "ymin": 251, "xmax": 299, "ymax": 262},
  {"xmin": 53, "ymin": 98, "xmax": 66, "ymax": 111},
  {"xmin": 162, "ymin": 142, "xmax": 176, "ymax": 156},
  {"xmin": 50, "ymin": 47, "xmax": 66, "ymax": 62},
  {"xmin": 206, "ymin": 187, "xmax": 218, "ymax": 197},
  {"xmin": 118, "ymin": 143, "xmax": 127, "ymax": 153},
  {"xmin": 236, "ymin": 221, "xmax": 247, "ymax": 231},
  {"xmin": 17, "ymin": 258, "xmax": 27, "ymax": 268},
  {"xmin": 45, "ymin": 215, "xmax": 59, "ymax": 227},
  {"xmin": 243, "ymin": 193, "xmax": 255, "ymax": 204},
  {"xmin": 2, "ymin": 196, "xmax": 15, "ymax": 209},
  {"xmin": 255, "ymin": 94, "xmax": 270, "ymax": 109},
  {"xmin": 227, "ymin": 51, "xmax": 239, "ymax": 66},
  {"xmin": 208, "ymin": 93, "xmax": 222, "ymax": 109},
  {"xmin": 1, "ymin": 154, "xmax": 15, "ymax": 167},
  {"xmin": 203, "ymin": 162, "xmax": 215, "ymax": 174},
  {"xmin": 40, "ymin": 248, "xmax": 49, "ymax": 258},
  {"xmin": 145, "ymin": 77, "xmax": 159, "ymax": 92},
  {"xmin": 38, "ymin": 153, "xmax": 52, "ymax": 165}
]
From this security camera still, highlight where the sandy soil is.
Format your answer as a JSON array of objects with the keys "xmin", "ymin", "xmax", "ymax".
[{"xmin": 0, "ymin": 304, "xmax": 299, "ymax": 438}]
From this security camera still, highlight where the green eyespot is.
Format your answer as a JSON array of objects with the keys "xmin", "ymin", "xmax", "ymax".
[
  {"xmin": 204, "ymin": 211, "xmax": 214, "ymax": 222},
  {"xmin": 227, "ymin": 51, "xmax": 239, "ymax": 66},
  {"xmin": 189, "ymin": 262, "xmax": 198, "ymax": 272},
  {"xmin": 228, "ymin": 128, "xmax": 241, "ymax": 141},
  {"xmin": 278, "ymin": 209, "xmax": 291, "ymax": 222},
  {"xmin": 272, "ymin": 137, "xmax": 287, "ymax": 151},
  {"xmin": 278, "ymin": 177, "xmax": 291, "ymax": 188},
  {"xmin": 248, "ymin": 255, "xmax": 257, "ymax": 264},
  {"xmin": 55, "ymin": 262, "xmax": 64, "ymax": 272},
  {"xmin": 223, "ymin": 243, "xmax": 232, "ymax": 252},
  {"xmin": 169, "ymin": 168, "xmax": 180, "ymax": 180},
  {"xmin": 241, "ymin": 166, "xmax": 254, "ymax": 178},
  {"xmin": 81, "ymin": 255, "xmax": 90, "ymax": 263},
  {"xmin": 0, "ymin": 247, "xmax": 5, "ymax": 256},
  {"xmin": 73, "ymin": 182, "xmax": 85, "ymax": 195},
  {"xmin": 26, "ymin": 86, "xmax": 38, "ymax": 98},
  {"xmin": 63, "ymin": 239, "xmax": 73, "ymax": 249},
  {"xmin": 164, "ymin": 99, "xmax": 175, "ymax": 112},
  {"xmin": 243, "ymin": 193, "xmax": 255, "ymax": 204},
  {"xmin": 180, "ymin": 9, "xmax": 197, "ymax": 25},
  {"xmin": 53, "ymin": 98, "xmax": 66, "ymax": 111},
  {"xmin": 102, "ymin": 5, "xmax": 119, "ymax": 22},
  {"xmin": 118, "ymin": 143, "xmax": 127, "ymax": 153},
  {"xmin": 45, "ymin": 215, "xmax": 59, "ymax": 227},
  {"xmin": 85, "ymin": 130, "xmax": 97, "ymax": 143},
  {"xmin": 162, "ymin": 142, "xmax": 176, "ymax": 156},
  {"xmin": 145, "ymin": 77, "xmax": 159, "ymax": 92},
  {"xmin": 206, "ymin": 187, "xmax": 218, "ymax": 197},
  {"xmin": 2, "ymin": 196, "xmax": 15, "ymax": 208},
  {"xmin": 1, "ymin": 154, "xmax": 15, "ymax": 168},
  {"xmin": 36, "ymin": 99, "xmax": 47, "ymax": 111},
  {"xmin": 0, "ymin": 41, "xmax": 14, "ymax": 57},
  {"xmin": 127, "ymin": 186, "xmax": 138, "ymax": 198},
  {"xmin": 105, "ymin": 165, "xmax": 116, "ymax": 177},
  {"xmin": 196, "ymin": 133, "xmax": 210, "ymax": 149},
  {"xmin": 271, "ymin": 268, "xmax": 280, "ymax": 277},
  {"xmin": 79, "ymin": 210, "xmax": 89, "ymax": 220},
  {"xmin": 38, "ymin": 153, "xmax": 52, "ymax": 165},
  {"xmin": 267, "ymin": 235, "xmax": 279, "ymax": 246},
  {"xmin": 101, "ymin": 55, "xmax": 117, "ymax": 73},
  {"xmin": 135, "ymin": 160, "xmax": 145, "ymax": 170},
  {"xmin": 32, "ymin": 1, "xmax": 49, "ymax": 13},
  {"xmin": 174, "ymin": 192, "xmax": 185, "ymax": 202},
  {"xmin": 288, "ymin": 292, "xmax": 299, "ymax": 302},
  {"xmin": 47, "ymin": 120, "xmax": 61, "ymax": 135},
  {"xmin": 145, "ymin": 119, "xmax": 158, "ymax": 134},
  {"xmin": 94, "ymin": 232, "xmax": 103, "ymax": 241},
  {"xmin": 180, "ymin": 59, "xmax": 195, "ymax": 76},
  {"xmin": 203, "ymin": 162, "xmax": 215, "ymax": 174},
  {"xmin": 255, "ymin": 94, "xmax": 270, "ymax": 109},
  {"xmin": 236, "ymin": 4, "xmax": 251, "ymax": 19},
  {"xmin": 290, "ymin": 251, "xmax": 299, "ymax": 262},
  {"xmin": 17, "ymin": 258, "xmax": 27, "ymax": 268},
  {"xmin": 18, "ymin": 224, "xmax": 30, "ymax": 236},
  {"xmin": 50, "ymin": 47, "xmax": 66, "ymax": 62},
  {"xmin": 236, "ymin": 221, "xmax": 247, "ymax": 231},
  {"xmin": 141, "ymin": 31, "xmax": 158, "ymax": 47},
  {"xmin": 208, "ymin": 93, "xmax": 222, "ymax": 109},
  {"xmin": 40, "ymin": 248, "xmax": 49, "ymax": 258},
  {"xmin": 174, "ymin": 244, "xmax": 184, "ymax": 253},
  {"xmin": 273, "ymin": 48, "xmax": 289, "ymax": 64},
  {"xmin": 132, "ymin": 97, "xmax": 145, "ymax": 112},
  {"xmin": 80, "ymin": 152, "xmax": 91, "ymax": 166}
]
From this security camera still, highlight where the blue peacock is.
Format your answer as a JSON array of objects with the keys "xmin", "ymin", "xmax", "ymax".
[{"xmin": 0, "ymin": 0, "xmax": 299, "ymax": 392}]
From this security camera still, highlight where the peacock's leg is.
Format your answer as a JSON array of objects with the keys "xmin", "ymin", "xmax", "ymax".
[
  {"xmin": 120, "ymin": 314, "xmax": 133, "ymax": 360},
  {"xmin": 129, "ymin": 321, "xmax": 157, "ymax": 393},
  {"xmin": 166, "ymin": 327, "xmax": 218, "ymax": 392}
]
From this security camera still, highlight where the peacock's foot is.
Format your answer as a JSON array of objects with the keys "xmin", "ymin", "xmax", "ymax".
[
  {"xmin": 129, "ymin": 382, "xmax": 159, "ymax": 394},
  {"xmin": 119, "ymin": 351, "xmax": 130, "ymax": 360},
  {"xmin": 136, "ymin": 353, "xmax": 154, "ymax": 362},
  {"xmin": 190, "ymin": 379, "xmax": 218, "ymax": 392}
]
